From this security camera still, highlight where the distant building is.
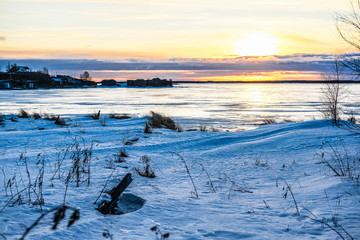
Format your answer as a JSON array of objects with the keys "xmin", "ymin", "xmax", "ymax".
[{"xmin": 17, "ymin": 66, "xmax": 30, "ymax": 72}]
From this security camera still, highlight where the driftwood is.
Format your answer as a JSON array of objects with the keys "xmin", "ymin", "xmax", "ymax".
[{"xmin": 97, "ymin": 173, "xmax": 132, "ymax": 214}]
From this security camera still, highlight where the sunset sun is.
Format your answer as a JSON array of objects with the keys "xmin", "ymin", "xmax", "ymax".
[{"xmin": 233, "ymin": 32, "xmax": 279, "ymax": 56}]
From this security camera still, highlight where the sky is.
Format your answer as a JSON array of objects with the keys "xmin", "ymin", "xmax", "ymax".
[{"xmin": 0, "ymin": 0, "xmax": 357, "ymax": 81}]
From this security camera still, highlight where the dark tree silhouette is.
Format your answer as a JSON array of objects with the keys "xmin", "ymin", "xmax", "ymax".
[
  {"xmin": 6, "ymin": 63, "xmax": 18, "ymax": 73},
  {"xmin": 80, "ymin": 71, "xmax": 91, "ymax": 80},
  {"xmin": 336, "ymin": 0, "xmax": 360, "ymax": 77},
  {"xmin": 43, "ymin": 67, "xmax": 49, "ymax": 75}
]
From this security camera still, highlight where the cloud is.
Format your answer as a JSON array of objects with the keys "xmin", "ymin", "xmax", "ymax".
[
  {"xmin": 0, "ymin": 53, "xmax": 345, "ymax": 80},
  {"xmin": 0, "ymin": 37, "xmax": 6, "ymax": 41},
  {"xmin": 0, "ymin": 54, "xmax": 335, "ymax": 72}
]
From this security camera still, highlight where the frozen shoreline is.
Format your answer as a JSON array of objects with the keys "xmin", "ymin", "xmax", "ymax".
[{"xmin": 0, "ymin": 114, "xmax": 359, "ymax": 239}]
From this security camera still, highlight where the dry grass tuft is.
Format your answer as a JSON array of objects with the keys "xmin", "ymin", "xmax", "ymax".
[
  {"xmin": 54, "ymin": 116, "xmax": 67, "ymax": 126},
  {"xmin": 18, "ymin": 109, "xmax": 31, "ymax": 118},
  {"xmin": 199, "ymin": 125, "xmax": 220, "ymax": 132},
  {"xmin": 254, "ymin": 158, "xmax": 269, "ymax": 167},
  {"xmin": 32, "ymin": 113, "xmax": 42, "ymax": 120},
  {"xmin": 134, "ymin": 155, "xmax": 156, "ymax": 178},
  {"xmin": 144, "ymin": 121, "xmax": 153, "ymax": 134},
  {"xmin": 108, "ymin": 113, "xmax": 132, "ymax": 120},
  {"xmin": 262, "ymin": 118, "xmax": 276, "ymax": 125},
  {"xmin": 87, "ymin": 110, "xmax": 101, "ymax": 120},
  {"xmin": 66, "ymin": 138, "xmax": 96, "ymax": 187},
  {"xmin": 148, "ymin": 111, "xmax": 182, "ymax": 131},
  {"xmin": 43, "ymin": 114, "xmax": 57, "ymax": 121},
  {"xmin": 200, "ymin": 125, "xmax": 207, "ymax": 132},
  {"xmin": 114, "ymin": 148, "xmax": 128, "ymax": 163},
  {"xmin": 283, "ymin": 119, "xmax": 295, "ymax": 123}
]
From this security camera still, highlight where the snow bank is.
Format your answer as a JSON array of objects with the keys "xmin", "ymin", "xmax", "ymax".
[{"xmin": 0, "ymin": 115, "xmax": 359, "ymax": 239}]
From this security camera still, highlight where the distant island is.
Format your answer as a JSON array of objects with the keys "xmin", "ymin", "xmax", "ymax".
[{"xmin": 0, "ymin": 64, "xmax": 173, "ymax": 89}]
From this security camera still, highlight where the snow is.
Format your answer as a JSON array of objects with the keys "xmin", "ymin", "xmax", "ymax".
[{"xmin": 0, "ymin": 114, "xmax": 359, "ymax": 239}]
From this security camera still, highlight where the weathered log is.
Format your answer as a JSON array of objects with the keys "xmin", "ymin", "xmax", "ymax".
[{"xmin": 97, "ymin": 173, "xmax": 133, "ymax": 214}]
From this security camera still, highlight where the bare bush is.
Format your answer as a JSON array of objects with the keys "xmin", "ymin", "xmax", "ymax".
[{"xmin": 321, "ymin": 58, "xmax": 348, "ymax": 126}]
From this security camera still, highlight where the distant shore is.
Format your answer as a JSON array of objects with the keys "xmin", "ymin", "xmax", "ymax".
[{"xmin": 172, "ymin": 80, "xmax": 360, "ymax": 84}]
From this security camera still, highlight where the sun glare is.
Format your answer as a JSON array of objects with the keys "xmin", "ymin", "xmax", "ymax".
[{"xmin": 233, "ymin": 32, "xmax": 279, "ymax": 56}]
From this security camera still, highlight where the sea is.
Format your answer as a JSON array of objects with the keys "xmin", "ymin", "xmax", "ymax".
[{"xmin": 1, "ymin": 83, "xmax": 359, "ymax": 130}]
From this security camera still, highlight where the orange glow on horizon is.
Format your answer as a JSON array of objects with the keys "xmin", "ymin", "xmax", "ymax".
[
  {"xmin": 186, "ymin": 71, "xmax": 324, "ymax": 82},
  {"xmin": 81, "ymin": 70, "xmax": 324, "ymax": 81}
]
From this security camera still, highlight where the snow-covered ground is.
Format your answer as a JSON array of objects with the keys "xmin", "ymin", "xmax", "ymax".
[{"xmin": 0, "ymin": 114, "xmax": 359, "ymax": 239}]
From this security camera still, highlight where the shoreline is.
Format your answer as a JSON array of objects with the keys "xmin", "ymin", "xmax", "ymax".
[{"xmin": 1, "ymin": 80, "xmax": 359, "ymax": 91}]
